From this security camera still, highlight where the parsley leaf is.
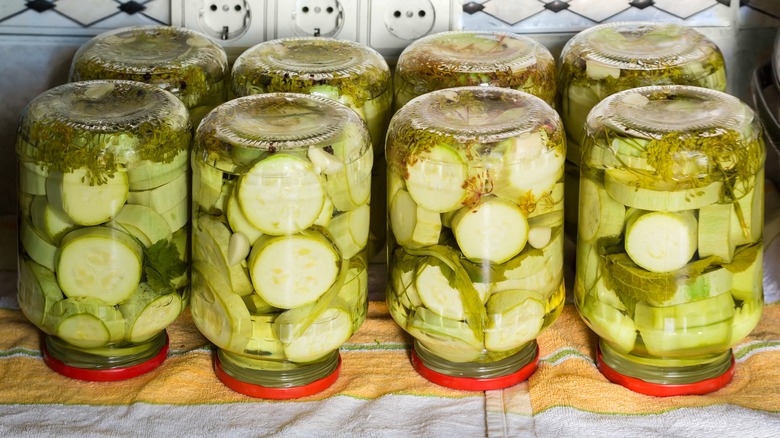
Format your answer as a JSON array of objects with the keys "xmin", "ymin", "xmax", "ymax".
[{"xmin": 144, "ymin": 239, "xmax": 187, "ymax": 293}]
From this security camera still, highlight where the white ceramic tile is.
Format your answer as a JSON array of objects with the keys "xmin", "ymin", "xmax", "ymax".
[
  {"xmin": 481, "ymin": 0, "xmax": 545, "ymax": 25},
  {"xmin": 652, "ymin": 0, "xmax": 718, "ymax": 19},
  {"xmin": 92, "ymin": 9, "xmax": 161, "ymax": 29},
  {"xmin": 141, "ymin": 0, "xmax": 171, "ymax": 24},
  {"xmin": 567, "ymin": 0, "xmax": 630, "ymax": 22},
  {"xmin": 55, "ymin": 0, "xmax": 122, "ymax": 26},
  {"xmin": 0, "ymin": 0, "xmax": 27, "ymax": 21}
]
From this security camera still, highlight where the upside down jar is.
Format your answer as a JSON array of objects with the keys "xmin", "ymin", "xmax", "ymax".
[
  {"xmin": 230, "ymin": 38, "xmax": 391, "ymax": 259},
  {"xmin": 558, "ymin": 22, "xmax": 727, "ymax": 236},
  {"xmin": 69, "ymin": 25, "xmax": 229, "ymax": 127},
  {"xmin": 16, "ymin": 80, "xmax": 192, "ymax": 380},
  {"xmin": 385, "ymin": 86, "xmax": 566, "ymax": 390},
  {"xmin": 575, "ymin": 85, "xmax": 764, "ymax": 396},
  {"xmin": 191, "ymin": 93, "xmax": 372, "ymax": 398}
]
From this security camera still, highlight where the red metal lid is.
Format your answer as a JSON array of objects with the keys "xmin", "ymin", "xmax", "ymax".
[
  {"xmin": 42, "ymin": 334, "xmax": 169, "ymax": 382},
  {"xmin": 411, "ymin": 344, "xmax": 539, "ymax": 391},
  {"xmin": 596, "ymin": 346, "xmax": 735, "ymax": 396},
  {"xmin": 214, "ymin": 354, "xmax": 341, "ymax": 399}
]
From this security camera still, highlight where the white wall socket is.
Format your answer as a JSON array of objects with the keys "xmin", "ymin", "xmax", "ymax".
[
  {"xmin": 171, "ymin": 0, "xmax": 272, "ymax": 53},
  {"xmin": 365, "ymin": 0, "xmax": 460, "ymax": 59},
  {"xmin": 274, "ymin": 0, "xmax": 360, "ymax": 40}
]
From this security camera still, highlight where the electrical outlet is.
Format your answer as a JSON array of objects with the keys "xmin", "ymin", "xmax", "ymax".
[
  {"xmin": 171, "ymin": 0, "xmax": 272, "ymax": 54},
  {"xmin": 365, "ymin": 0, "xmax": 460, "ymax": 59},
  {"xmin": 274, "ymin": 0, "xmax": 359, "ymax": 41}
]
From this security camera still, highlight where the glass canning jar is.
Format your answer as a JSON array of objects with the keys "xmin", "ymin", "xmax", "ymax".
[
  {"xmin": 558, "ymin": 22, "xmax": 727, "ymax": 236},
  {"xmin": 230, "ymin": 37, "xmax": 392, "ymax": 259},
  {"xmin": 393, "ymin": 30, "xmax": 557, "ymax": 111},
  {"xmin": 385, "ymin": 86, "xmax": 566, "ymax": 390},
  {"xmin": 16, "ymin": 80, "xmax": 192, "ymax": 380},
  {"xmin": 69, "ymin": 25, "xmax": 229, "ymax": 127},
  {"xmin": 575, "ymin": 85, "xmax": 764, "ymax": 396},
  {"xmin": 191, "ymin": 93, "xmax": 372, "ymax": 398}
]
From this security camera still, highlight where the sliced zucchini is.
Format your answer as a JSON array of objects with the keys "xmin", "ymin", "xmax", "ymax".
[
  {"xmin": 18, "ymin": 259, "xmax": 64, "ymax": 330},
  {"xmin": 19, "ymin": 162, "xmax": 48, "ymax": 196},
  {"xmin": 493, "ymin": 131, "xmax": 565, "ymax": 203},
  {"xmin": 414, "ymin": 258, "xmax": 466, "ymax": 320},
  {"xmin": 327, "ymin": 204, "xmax": 371, "ymax": 259},
  {"xmin": 191, "ymin": 261, "xmax": 253, "ymax": 352},
  {"xmin": 389, "ymin": 189, "xmax": 441, "ymax": 248},
  {"xmin": 46, "ymin": 168, "xmax": 129, "ymax": 226},
  {"xmin": 20, "ymin": 217, "xmax": 57, "ymax": 272},
  {"xmin": 578, "ymin": 178, "xmax": 625, "ymax": 243},
  {"xmin": 226, "ymin": 188, "xmax": 263, "ymax": 245},
  {"xmin": 283, "ymin": 307, "xmax": 353, "ymax": 363},
  {"xmin": 192, "ymin": 215, "xmax": 254, "ymax": 296},
  {"xmin": 405, "ymin": 144, "xmax": 468, "ymax": 213},
  {"xmin": 698, "ymin": 203, "xmax": 735, "ymax": 263},
  {"xmin": 237, "ymin": 153, "xmax": 325, "ymax": 235},
  {"xmin": 192, "ymin": 159, "xmax": 224, "ymax": 212},
  {"xmin": 248, "ymin": 232, "xmax": 340, "ymax": 309},
  {"xmin": 50, "ymin": 297, "xmax": 127, "ymax": 348},
  {"xmin": 119, "ymin": 283, "xmax": 182, "ymax": 343},
  {"xmin": 581, "ymin": 292, "xmax": 637, "ymax": 354},
  {"xmin": 407, "ymin": 307, "xmax": 484, "ymax": 363},
  {"xmin": 451, "ymin": 197, "xmax": 528, "ymax": 264},
  {"xmin": 30, "ymin": 195, "xmax": 78, "ymax": 244},
  {"xmin": 55, "ymin": 226, "xmax": 143, "ymax": 305},
  {"xmin": 604, "ymin": 169, "xmax": 722, "ymax": 212},
  {"xmin": 126, "ymin": 171, "xmax": 188, "ymax": 214},
  {"xmin": 114, "ymin": 203, "xmax": 172, "ymax": 246},
  {"xmin": 485, "ymin": 290, "xmax": 545, "ymax": 352},
  {"xmin": 126, "ymin": 149, "xmax": 189, "ymax": 191},
  {"xmin": 634, "ymin": 292, "xmax": 735, "ymax": 331},
  {"xmin": 624, "ymin": 210, "xmax": 698, "ymax": 273}
]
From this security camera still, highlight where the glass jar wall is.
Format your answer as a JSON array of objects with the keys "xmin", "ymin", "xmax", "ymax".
[
  {"xmin": 230, "ymin": 38, "xmax": 391, "ymax": 259},
  {"xmin": 575, "ymin": 85, "xmax": 764, "ymax": 396},
  {"xmin": 385, "ymin": 87, "xmax": 566, "ymax": 390},
  {"xmin": 69, "ymin": 25, "xmax": 229, "ymax": 127},
  {"xmin": 191, "ymin": 93, "xmax": 372, "ymax": 398},
  {"xmin": 558, "ymin": 22, "xmax": 727, "ymax": 235},
  {"xmin": 16, "ymin": 80, "xmax": 192, "ymax": 380},
  {"xmin": 393, "ymin": 30, "xmax": 557, "ymax": 111}
]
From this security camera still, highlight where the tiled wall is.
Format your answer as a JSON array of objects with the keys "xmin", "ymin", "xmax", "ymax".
[{"xmin": 0, "ymin": 0, "xmax": 778, "ymax": 221}]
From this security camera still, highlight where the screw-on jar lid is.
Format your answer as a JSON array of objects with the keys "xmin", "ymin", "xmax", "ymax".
[
  {"xmin": 596, "ymin": 345, "xmax": 735, "ymax": 396},
  {"xmin": 17, "ymin": 80, "xmax": 191, "ymax": 175},
  {"xmin": 195, "ymin": 93, "xmax": 369, "ymax": 172},
  {"xmin": 70, "ymin": 25, "xmax": 228, "ymax": 108},
  {"xmin": 230, "ymin": 38, "xmax": 390, "ymax": 105},
  {"xmin": 411, "ymin": 343, "xmax": 539, "ymax": 391},
  {"xmin": 214, "ymin": 352, "xmax": 342, "ymax": 399},
  {"xmin": 396, "ymin": 31, "xmax": 556, "ymax": 104},
  {"xmin": 42, "ymin": 333, "xmax": 170, "ymax": 381}
]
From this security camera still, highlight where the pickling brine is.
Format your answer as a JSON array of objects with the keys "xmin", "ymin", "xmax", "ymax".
[
  {"xmin": 385, "ymin": 87, "xmax": 565, "ymax": 390},
  {"xmin": 190, "ymin": 93, "xmax": 371, "ymax": 398},
  {"xmin": 16, "ymin": 80, "xmax": 192, "ymax": 380},
  {"xmin": 575, "ymin": 85, "xmax": 764, "ymax": 396}
]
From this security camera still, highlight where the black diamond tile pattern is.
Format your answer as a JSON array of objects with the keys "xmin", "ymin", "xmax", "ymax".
[
  {"xmin": 463, "ymin": 1, "xmax": 485, "ymax": 14},
  {"xmin": 119, "ymin": 1, "xmax": 147, "ymax": 15},
  {"xmin": 630, "ymin": 0, "xmax": 655, "ymax": 9},
  {"xmin": 544, "ymin": 1, "xmax": 570, "ymax": 13},
  {"xmin": 25, "ymin": 0, "xmax": 55, "ymax": 12}
]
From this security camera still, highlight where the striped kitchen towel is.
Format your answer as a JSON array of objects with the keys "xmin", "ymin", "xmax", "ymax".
[{"xmin": 1, "ymin": 299, "xmax": 779, "ymax": 437}]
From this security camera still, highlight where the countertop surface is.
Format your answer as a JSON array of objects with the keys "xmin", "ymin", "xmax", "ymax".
[{"xmin": 1, "ymin": 257, "xmax": 780, "ymax": 437}]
